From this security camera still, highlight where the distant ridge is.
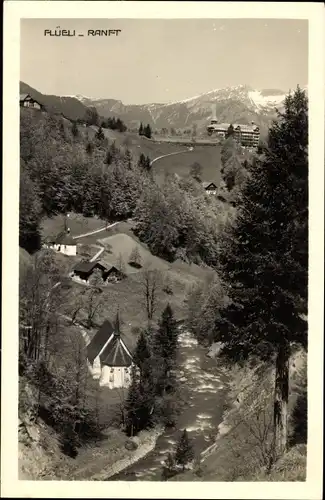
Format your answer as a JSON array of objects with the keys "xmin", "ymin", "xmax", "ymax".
[{"xmin": 20, "ymin": 81, "xmax": 306, "ymax": 133}]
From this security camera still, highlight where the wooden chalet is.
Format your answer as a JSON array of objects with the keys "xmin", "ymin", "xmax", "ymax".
[
  {"xmin": 72, "ymin": 259, "xmax": 124, "ymax": 283},
  {"xmin": 202, "ymin": 181, "xmax": 218, "ymax": 194},
  {"xmin": 20, "ymin": 93, "xmax": 44, "ymax": 110}
]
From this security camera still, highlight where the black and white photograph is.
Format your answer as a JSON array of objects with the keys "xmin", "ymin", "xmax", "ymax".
[{"xmin": 1, "ymin": 2, "xmax": 324, "ymax": 498}]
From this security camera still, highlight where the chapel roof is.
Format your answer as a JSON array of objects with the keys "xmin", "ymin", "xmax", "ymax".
[{"xmin": 86, "ymin": 319, "xmax": 133, "ymax": 367}]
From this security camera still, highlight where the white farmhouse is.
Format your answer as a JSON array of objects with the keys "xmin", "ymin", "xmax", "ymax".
[
  {"xmin": 86, "ymin": 318, "xmax": 134, "ymax": 389},
  {"xmin": 44, "ymin": 228, "xmax": 77, "ymax": 256}
]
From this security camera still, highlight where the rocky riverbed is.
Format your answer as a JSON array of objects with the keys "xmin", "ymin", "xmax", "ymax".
[{"xmin": 109, "ymin": 330, "xmax": 229, "ymax": 481}]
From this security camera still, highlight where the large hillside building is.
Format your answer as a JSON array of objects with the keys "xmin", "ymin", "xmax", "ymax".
[{"xmin": 207, "ymin": 119, "xmax": 260, "ymax": 148}]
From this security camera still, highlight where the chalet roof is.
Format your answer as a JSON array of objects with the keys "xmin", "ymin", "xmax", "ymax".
[
  {"xmin": 73, "ymin": 260, "xmax": 100, "ymax": 274},
  {"xmin": 87, "ymin": 320, "xmax": 115, "ymax": 365},
  {"xmin": 87, "ymin": 319, "xmax": 133, "ymax": 367},
  {"xmin": 55, "ymin": 231, "xmax": 76, "ymax": 245},
  {"xmin": 20, "ymin": 93, "xmax": 30, "ymax": 101},
  {"xmin": 202, "ymin": 181, "xmax": 217, "ymax": 189},
  {"xmin": 97, "ymin": 259, "xmax": 117, "ymax": 272}
]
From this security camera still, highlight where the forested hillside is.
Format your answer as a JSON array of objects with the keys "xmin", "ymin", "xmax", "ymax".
[{"xmin": 20, "ymin": 108, "xmax": 234, "ymax": 266}]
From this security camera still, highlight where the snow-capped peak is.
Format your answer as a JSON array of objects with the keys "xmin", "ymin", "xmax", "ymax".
[
  {"xmin": 248, "ymin": 90, "xmax": 286, "ymax": 111},
  {"xmin": 164, "ymin": 84, "xmax": 250, "ymax": 106},
  {"xmin": 63, "ymin": 94, "xmax": 103, "ymax": 102}
]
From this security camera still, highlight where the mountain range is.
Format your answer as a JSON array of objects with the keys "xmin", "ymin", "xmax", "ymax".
[{"xmin": 21, "ymin": 81, "xmax": 305, "ymax": 134}]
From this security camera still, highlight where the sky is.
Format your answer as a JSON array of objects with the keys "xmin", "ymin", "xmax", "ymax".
[{"xmin": 20, "ymin": 18, "xmax": 308, "ymax": 104}]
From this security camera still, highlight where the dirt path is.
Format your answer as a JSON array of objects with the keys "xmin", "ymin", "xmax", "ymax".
[
  {"xmin": 89, "ymin": 246, "xmax": 105, "ymax": 262},
  {"xmin": 150, "ymin": 149, "xmax": 191, "ymax": 166},
  {"xmin": 72, "ymin": 221, "xmax": 120, "ymax": 240}
]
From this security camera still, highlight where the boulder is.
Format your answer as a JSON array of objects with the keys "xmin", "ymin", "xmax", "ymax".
[
  {"xmin": 124, "ymin": 436, "xmax": 140, "ymax": 451},
  {"xmin": 207, "ymin": 342, "xmax": 223, "ymax": 358}
]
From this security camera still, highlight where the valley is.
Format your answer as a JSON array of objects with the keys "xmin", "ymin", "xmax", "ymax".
[{"xmin": 18, "ymin": 83, "xmax": 308, "ymax": 485}]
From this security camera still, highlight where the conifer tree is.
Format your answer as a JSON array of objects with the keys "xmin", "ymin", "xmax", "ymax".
[
  {"xmin": 175, "ymin": 429, "xmax": 194, "ymax": 470},
  {"xmin": 86, "ymin": 142, "xmax": 94, "ymax": 155},
  {"xmin": 133, "ymin": 331, "xmax": 150, "ymax": 372},
  {"xmin": 105, "ymin": 149, "xmax": 113, "ymax": 165},
  {"xmin": 59, "ymin": 120, "xmax": 66, "ymax": 139},
  {"xmin": 108, "ymin": 141, "xmax": 119, "ymax": 163},
  {"xmin": 71, "ymin": 121, "xmax": 79, "ymax": 138},
  {"xmin": 144, "ymin": 124, "xmax": 152, "ymax": 139},
  {"xmin": 129, "ymin": 245, "xmax": 142, "ymax": 268},
  {"xmin": 138, "ymin": 153, "xmax": 146, "ymax": 169},
  {"xmin": 162, "ymin": 452, "xmax": 177, "ymax": 480},
  {"xmin": 137, "ymin": 154, "xmax": 152, "ymax": 172},
  {"xmin": 226, "ymin": 123, "xmax": 234, "ymax": 138},
  {"xmin": 95, "ymin": 126, "xmax": 105, "ymax": 141},
  {"xmin": 145, "ymin": 156, "xmax": 152, "ymax": 171},
  {"xmin": 215, "ymin": 87, "xmax": 308, "ymax": 459},
  {"xmin": 153, "ymin": 304, "xmax": 178, "ymax": 367},
  {"xmin": 124, "ymin": 364, "xmax": 155, "ymax": 436},
  {"xmin": 124, "ymin": 365, "xmax": 141, "ymax": 436},
  {"xmin": 139, "ymin": 123, "xmax": 144, "ymax": 136},
  {"xmin": 124, "ymin": 148, "xmax": 132, "ymax": 169}
]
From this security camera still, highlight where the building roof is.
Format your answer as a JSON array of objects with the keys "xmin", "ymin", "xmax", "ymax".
[
  {"xmin": 73, "ymin": 260, "xmax": 101, "ymax": 274},
  {"xmin": 202, "ymin": 181, "xmax": 217, "ymax": 189},
  {"xmin": 55, "ymin": 231, "xmax": 76, "ymax": 245},
  {"xmin": 100, "ymin": 334, "xmax": 133, "ymax": 367},
  {"xmin": 233, "ymin": 123, "xmax": 260, "ymax": 132},
  {"xmin": 97, "ymin": 259, "xmax": 117, "ymax": 272},
  {"xmin": 87, "ymin": 319, "xmax": 133, "ymax": 367},
  {"xmin": 207, "ymin": 122, "xmax": 259, "ymax": 132},
  {"xmin": 207, "ymin": 122, "xmax": 229, "ymax": 131},
  {"xmin": 87, "ymin": 320, "xmax": 115, "ymax": 365},
  {"xmin": 20, "ymin": 93, "xmax": 44, "ymax": 107}
]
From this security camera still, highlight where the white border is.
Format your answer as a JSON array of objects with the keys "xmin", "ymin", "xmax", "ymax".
[{"xmin": 2, "ymin": 2, "xmax": 324, "ymax": 499}]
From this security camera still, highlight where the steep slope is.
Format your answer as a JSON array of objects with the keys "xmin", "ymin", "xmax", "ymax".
[
  {"xmin": 20, "ymin": 82, "xmax": 90, "ymax": 121},
  {"xmin": 168, "ymin": 348, "xmax": 307, "ymax": 482}
]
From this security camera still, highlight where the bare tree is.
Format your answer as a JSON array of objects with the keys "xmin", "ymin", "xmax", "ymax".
[
  {"xmin": 82, "ymin": 274, "xmax": 104, "ymax": 329},
  {"xmin": 117, "ymin": 252, "xmax": 126, "ymax": 275},
  {"xmin": 68, "ymin": 291, "xmax": 86, "ymax": 325},
  {"xmin": 19, "ymin": 250, "xmax": 68, "ymax": 422},
  {"xmin": 140, "ymin": 265, "xmax": 162, "ymax": 323},
  {"xmin": 19, "ymin": 250, "xmax": 63, "ymax": 365}
]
